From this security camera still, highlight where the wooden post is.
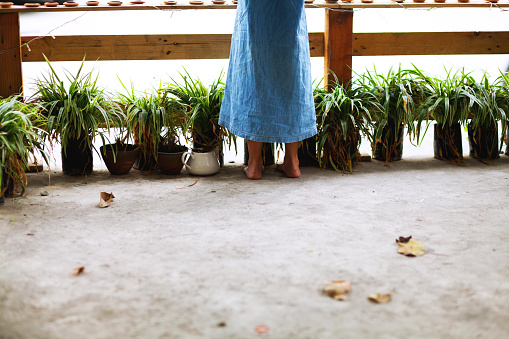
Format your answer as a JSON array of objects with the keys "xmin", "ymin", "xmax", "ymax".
[
  {"xmin": 324, "ymin": 9, "xmax": 353, "ymax": 88},
  {"xmin": 0, "ymin": 13, "xmax": 23, "ymax": 98}
]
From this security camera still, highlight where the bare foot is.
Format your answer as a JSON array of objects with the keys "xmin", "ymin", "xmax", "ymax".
[
  {"xmin": 277, "ymin": 163, "xmax": 301, "ymax": 178},
  {"xmin": 243, "ymin": 165, "xmax": 264, "ymax": 180}
]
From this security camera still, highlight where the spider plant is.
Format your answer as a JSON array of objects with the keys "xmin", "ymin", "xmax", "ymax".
[
  {"xmin": 118, "ymin": 81, "xmax": 184, "ymax": 171},
  {"xmin": 410, "ymin": 67, "xmax": 476, "ymax": 160},
  {"xmin": 0, "ymin": 96, "xmax": 48, "ymax": 202},
  {"xmin": 497, "ymin": 71, "xmax": 509, "ymax": 155},
  {"xmin": 466, "ymin": 72, "xmax": 508, "ymax": 159},
  {"xmin": 315, "ymin": 76, "xmax": 377, "ymax": 173},
  {"xmin": 31, "ymin": 56, "xmax": 124, "ymax": 175},
  {"xmin": 356, "ymin": 66, "xmax": 418, "ymax": 163},
  {"xmin": 164, "ymin": 69, "xmax": 235, "ymax": 153}
]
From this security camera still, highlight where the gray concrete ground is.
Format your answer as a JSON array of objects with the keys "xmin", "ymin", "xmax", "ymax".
[{"xmin": 1, "ymin": 143, "xmax": 509, "ymax": 338}]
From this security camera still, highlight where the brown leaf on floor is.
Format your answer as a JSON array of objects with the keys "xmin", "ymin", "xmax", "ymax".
[
  {"xmin": 323, "ymin": 280, "xmax": 352, "ymax": 301},
  {"xmin": 396, "ymin": 235, "xmax": 413, "ymax": 244},
  {"xmin": 368, "ymin": 293, "xmax": 392, "ymax": 304},
  {"xmin": 72, "ymin": 266, "xmax": 85, "ymax": 276},
  {"xmin": 177, "ymin": 179, "xmax": 199, "ymax": 190},
  {"xmin": 99, "ymin": 192, "xmax": 115, "ymax": 208},
  {"xmin": 396, "ymin": 236, "xmax": 425, "ymax": 257}
]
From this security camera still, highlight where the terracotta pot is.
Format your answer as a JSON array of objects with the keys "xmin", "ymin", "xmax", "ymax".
[
  {"xmin": 158, "ymin": 147, "xmax": 187, "ymax": 175},
  {"xmin": 100, "ymin": 144, "xmax": 140, "ymax": 175}
]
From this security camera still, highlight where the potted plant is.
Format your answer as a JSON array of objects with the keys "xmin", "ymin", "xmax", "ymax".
[
  {"xmin": 357, "ymin": 66, "xmax": 417, "ymax": 164},
  {"xmin": 314, "ymin": 76, "xmax": 377, "ymax": 173},
  {"xmin": 164, "ymin": 70, "xmax": 235, "ymax": 173},
  {"xmin": 119, "ymin": 81, "xmax": 186, "ymax": 174},
  {"xmin": 492, "ymin": 71, "xmax": 509, "ymax": 157},
  {"xmin": 0, "ymin": 96, "xmax": 48, "ymax": 204},
  {"xmin": 32, "ymin": 56, "xmax": 123, "ymax": 175},
  {"xmin": 411, "ymin": 67, "xmax": 475, "ymax": 162},
  {"xmin": 467, "ymin": 72, "xmax": 507, "ymax": 160}
]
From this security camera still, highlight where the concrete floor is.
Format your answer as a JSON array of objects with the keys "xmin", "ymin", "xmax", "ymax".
[{"xmin": 0, "ymin": 147, "xmax": 508, "ymax": 338}]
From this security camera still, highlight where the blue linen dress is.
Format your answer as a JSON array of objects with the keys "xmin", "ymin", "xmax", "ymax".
[{"xmin": 219, "ymin": 0, "xmax": 317, "ymax": 143}]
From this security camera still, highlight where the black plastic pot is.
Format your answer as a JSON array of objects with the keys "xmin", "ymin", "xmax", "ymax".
[
  {"xmin": 134, "ymin": 151, "xmax": 157, "ymax": 171},
  {"xmin": 433, "ymin": 123, "xmax": 463, "ymax": 160},
  {"xmin": 243, "ymin": 140, "xmax": 275, "ymax": 167},
  {"xmin": 505, "ymin": 123, "xmax": 509, "ymax": 156},
  {"xmin": 62, "ymin": 137, "xmax": 93, "ymax": 175},
  {"xmin": 298, "ymin": 137, "xmax": 318, "ymax": 167},
  {"xmin": 373, "ymin": 122, "xmax": 404, "ymax": 162},
  {"xmin": 467, "ymin": 123, "xmax": 499, "ymax": 160},
  {"xmin": 0, "ymin": 168, "xmax": 6, "ymax": 205}
]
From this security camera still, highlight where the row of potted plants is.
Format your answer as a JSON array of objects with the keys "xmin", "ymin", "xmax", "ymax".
[
  {"xmin": 1, "ymin": 60, "xmax": 508, "ymax": 203},
  {"xmin": 314, "ymin": 66, "xmax": 509, "ymax": 172}
]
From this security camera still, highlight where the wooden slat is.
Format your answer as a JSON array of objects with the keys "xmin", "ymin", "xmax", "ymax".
[
  {"xmin": 353, "ymin": 32, "xmax": 509, "ymax": 56},
  {"xmin": 0, "ymin": 13, "xmax": 23, "ymax": 98},
  {"xmin": 19, "ymin": 30, "xmax": 509, "ymax": 63},
  {"xmin": 21, "ymin": 33, "xmax": 324, "ymax": 61},
  {"xmin": 324, "ymin": 9, "xmax": 353, "ymax": 87}
]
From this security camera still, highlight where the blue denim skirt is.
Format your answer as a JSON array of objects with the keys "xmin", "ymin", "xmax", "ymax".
[{"xmin": 219, "ymin": 0, "xmax": 317, "ymax": 143}]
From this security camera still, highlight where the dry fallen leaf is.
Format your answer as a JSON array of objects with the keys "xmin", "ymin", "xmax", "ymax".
[
  {"xmin": 72, "ymin": 266, "xmax": 85, "ymax": 276},
  {"xmin": 396, "ymin": 236, "xmax": 425, "ymax": 257},
  {"xmin": 323, "ymin": 280, "xmax": 352, "ymax": 301},
  {"xmin": 368, "ymin": 293, "xmax": 392, "ymax": 304},
  {"xmin": 99, "ymin": 192, "xmax": 115, "ymax": 208}
]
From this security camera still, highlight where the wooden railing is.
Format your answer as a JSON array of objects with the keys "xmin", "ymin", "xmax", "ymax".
[{"xmin": 1, "ymin": 1, "xmax": 509, "ymax": 99}]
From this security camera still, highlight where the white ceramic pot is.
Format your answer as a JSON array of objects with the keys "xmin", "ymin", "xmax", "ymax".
[{"xmin": 181, "ymin": 149, "xmax": 220, "ymax": 176}]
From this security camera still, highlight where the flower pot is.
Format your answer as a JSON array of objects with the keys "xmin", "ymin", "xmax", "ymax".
[
  {"xmin": 373, "ymin": 122, "xmax": 404, "ymax": 162},
  {"xmin": 100, "ymin": 144, "xmax": 140, "ymax": 175},
  {"xmin": 158, "ymin": 146, "xmax": 187, "ymax": 175},
  {"xmin": 62, "ymin": 137, "xmax": 93, "ymax": 175},
  {"xmin": 0, "ymin": 167, "xmax": 6, "ymax": 205},
  {"xmin": 182, "ymin": 149, "xmax": 220, "ymax": 176},
  {"xmin": 298, "ymin": 137, "xmax": 318, "ymax": 167},
  {"xmin": 467, "ymin": 123, "xmax": 499, "ymax": 160},
  {"xmin": 193, "ymin": 140, "xmax": 224, "ymax": 167},
  {"xmin": 243, "ymin": 140, "xmax": 275, "ymax": 167},
  {"xmin": 506, "ymin": 124, "xmax": 509, "ymax": 156},
  {"xmin": 433, "ymin": 123, "xmax": 463, "ymax": 160}
]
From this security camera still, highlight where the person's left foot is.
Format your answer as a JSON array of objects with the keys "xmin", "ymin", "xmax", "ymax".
[{"xmin": 276, "ymin": 162, "xmax": 300, "ymax": 178}]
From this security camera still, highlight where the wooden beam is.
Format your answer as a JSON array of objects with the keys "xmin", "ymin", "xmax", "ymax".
[
  {"xmin": 353, "ymin": 32, "xmax": 509, "ymax": 56},
  {"xmin": 324, "ymin": 9, "xmax": 353, "ymax": 87},
  {"xmin": 0, "ymin": 13, "xmax": 23, "ymax": 98},
  {"xmin": 21, "ymin": 33, "xmax": 324, "ymax": 62},
  {"xmin": 18, "ymin": 31, "xmax": 509, "ymax": 63}
]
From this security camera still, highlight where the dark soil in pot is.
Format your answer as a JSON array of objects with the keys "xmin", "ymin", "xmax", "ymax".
[
  {"xmin": 158, "ymin": 145, "xmax": 187, "ymax": 175},
  {"xmin": 373, "ymin": 122, "xmax": 404, "ymax": 162},
  {"xmin": 62, "ymin": 137, "xmax": 93, "ymax": 175},
  {"xmin": 243, "ymin": 140, "xmax": 275, "ymax": 167},
  {"xmin": 433, "ymin": 123, "xmax": 463, "ymax": 160},
  {"xmin": 100, "ymin": 144, "xmax": 140, "ymax": 175},
  {"xmin": 467, "ymin": 123, "xmax": 499, "ymax": 160},
  {"xmin": 298, "ymin": 137, "xmax": 318, "ymax": 167}
]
